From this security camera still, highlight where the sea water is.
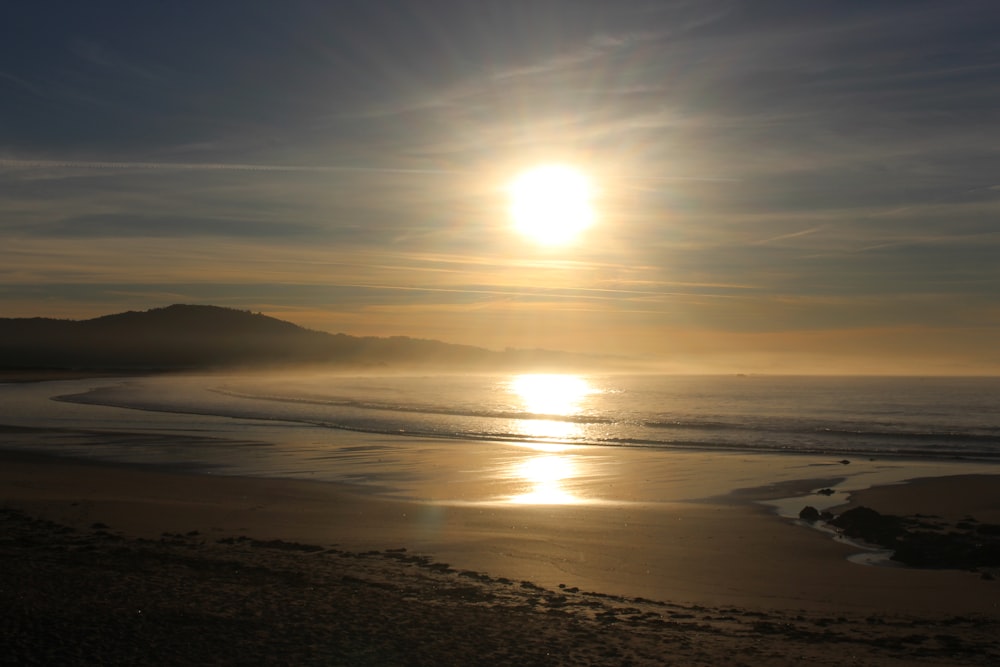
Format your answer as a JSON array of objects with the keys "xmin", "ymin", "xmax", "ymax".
[
  {"xmin": 3, "ymin": 373, "xmax": 999, "ymax": 503},
  {"xmin": 49, "ymin": 373, "xmax": 1000, "ymax": 460}
]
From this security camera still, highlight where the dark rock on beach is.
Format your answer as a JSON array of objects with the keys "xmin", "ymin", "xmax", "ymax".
[
  {"xmin": 822, "ymin": 506, "xmax": 1000, "ymax": 572},
  {"xmin": 829, "ymin": 507, "xmax": 905, "ymax": 547},
  {"xmin": 892, "ymin": 532, "xmax": 1000, "ymax": 570},
  {"xmin": 798, "ymin": 506, "xmax": 821, "ymax": 523}
]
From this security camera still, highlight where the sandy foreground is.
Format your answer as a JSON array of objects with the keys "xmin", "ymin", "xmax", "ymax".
[{"xmin": 2, "ymin": 450, "xmax": 1000, "ymax": 666}]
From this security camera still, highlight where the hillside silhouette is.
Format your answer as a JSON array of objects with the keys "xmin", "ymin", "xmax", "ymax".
[{"xmin": 0, "ymin": 304, "xmax": 589, "ymax": 371}]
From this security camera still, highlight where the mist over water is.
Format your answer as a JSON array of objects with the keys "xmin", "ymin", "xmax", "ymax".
[{"xmin": 58, "ymin": 373, "xmax": 1000, "ymax": 461}]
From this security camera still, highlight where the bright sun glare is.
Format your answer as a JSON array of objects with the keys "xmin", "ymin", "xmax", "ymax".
[
  {"xmin": 508, "ymin": 164, "xmax": 596, "ymax": 246},
  {"xmin": 509, "ymin": 374, "xmax": 593, "ymax": 416}
]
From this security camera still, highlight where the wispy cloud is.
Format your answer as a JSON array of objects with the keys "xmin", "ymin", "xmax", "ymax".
[
  {"xmin": 752, "ymin": 226, "xmax": 826, "ymax": 246},
  {"xmin": 69, "ymin": 39, "xmax": 167, "ymax": 82},
  {"xmin": 0, "ymin": 70, "xmax": 45, "ymax": 97},
  {"xmin": 0, "ymin": 158, "xmax": 457, "ymax": 176}
]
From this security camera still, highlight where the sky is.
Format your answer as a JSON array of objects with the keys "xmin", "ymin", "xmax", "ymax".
[{"xmin": 2, "ymin": 1, "xmax": 999, "ymax": 374}]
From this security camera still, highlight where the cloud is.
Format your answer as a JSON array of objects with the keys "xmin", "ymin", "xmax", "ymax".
[
  {"xmin": 69, "ymin": 39, "xmax": 167, "ymax": 82},
  {"xmin": 0, "ymin": 70, "xmax": 45, "ymax": 97},
  {"xmin": 1, "ymin": 1, "xmax": 999, "ymax": 371},
  {"xmin": 26, "ymin": 213, "xmax": 315, "ymax": 239},
  {"xmin": 0, "ymin": 158, "xmax": 456, "ymax": 176},
  {"xmin": 751, "ymin": 226, "xmax": 826, "ymax": 246}
]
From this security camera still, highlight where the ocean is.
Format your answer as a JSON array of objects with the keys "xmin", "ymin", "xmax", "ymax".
[
  {"xmin": 2, "ymin": 373, "xmax": 999, "ymax": 505},
  {"xmin": 44, "ymin": 373, "xmax": 1000, "ymax": 460}
]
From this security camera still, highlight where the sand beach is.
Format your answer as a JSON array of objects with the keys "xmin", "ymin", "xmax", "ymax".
[{"xmin": 3, "ymin": 445, "xmax": 1000, "ymax": 666}]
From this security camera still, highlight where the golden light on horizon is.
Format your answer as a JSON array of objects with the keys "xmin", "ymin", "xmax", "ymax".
[{"xmin": 507, "ymin": 164, "xmax": 596, "ymax": 246}]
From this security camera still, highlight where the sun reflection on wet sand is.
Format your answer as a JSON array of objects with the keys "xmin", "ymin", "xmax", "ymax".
[{"xmin": 509, "ymin": 452, "xmax": 581, "ymax": 504}]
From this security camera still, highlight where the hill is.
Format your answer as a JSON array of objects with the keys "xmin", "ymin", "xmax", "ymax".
[{"xmin": 0, "ymin": 304, "xmax": 591, "ymax": 371}]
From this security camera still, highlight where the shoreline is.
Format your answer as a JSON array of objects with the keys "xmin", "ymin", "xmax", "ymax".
[{"xmin": 5, "ymin": 376, "xmax": 1000, "ymax": 508}]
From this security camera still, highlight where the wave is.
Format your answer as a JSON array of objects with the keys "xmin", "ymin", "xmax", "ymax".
[
  {"xmin": 643, "ymin": 419, "xmax": 1000, "ymax": 444},
  {"xmin": 55, "ymin": 385, "xmax": 1000, "ymax": 462},
  {"xmin": 211, "ymin": 387, "xmax": 614, "ymax": 425},
  {"xmin": 274, "ymin": 420, "xmax": 1000, "ymax": 462}
]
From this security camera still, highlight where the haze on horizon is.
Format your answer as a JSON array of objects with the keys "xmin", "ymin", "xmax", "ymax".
[{"xmin": 2, "ymin": 1, "xmax": 999, "ymax": 375}]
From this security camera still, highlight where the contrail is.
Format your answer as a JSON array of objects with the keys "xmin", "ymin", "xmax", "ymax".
[
  {"xmin": 753, "ymin": 226, "xmax": 825, "ymax": 245},
  {"xmin": 0, "ymin": 158, "xmax": 456, "ymax": 175}
]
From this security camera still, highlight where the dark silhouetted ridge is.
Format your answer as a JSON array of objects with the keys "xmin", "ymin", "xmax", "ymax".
[{"xmin": 0, "ymin": 304, "xmax": 593, "ymax": 371}]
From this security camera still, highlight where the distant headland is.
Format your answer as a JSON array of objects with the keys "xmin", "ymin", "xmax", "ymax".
[{"xmin": 0, "ymin": 304, "xmax": 606, "ymax": 373}]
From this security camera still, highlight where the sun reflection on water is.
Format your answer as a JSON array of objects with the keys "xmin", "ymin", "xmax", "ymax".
[
  {"xmin": 507, "ymin": 373, "xmax": 597, "ymax": 441},
  {"xmin": 505, "ymin": 374, "xmax": 596, "ymax": 504},
  {"xmin": 520, "ymin": 419, "xmax": 578, "ymax": 440},
  {"xmin": 509, "ymin": 374, "xmax": 593, "ymax": 417}
]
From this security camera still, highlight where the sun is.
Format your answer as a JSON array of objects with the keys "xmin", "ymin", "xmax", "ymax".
[{"xmin": 508, "ymin": 164, "xmax": 596, "ymax": 246}]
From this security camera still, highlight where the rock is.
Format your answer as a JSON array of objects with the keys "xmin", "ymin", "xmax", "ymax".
[
  {"xmin": 838, "ymin": 459, "xmax": 851, "ymax": 465},
  {"xmin": 827, "ymin": 507, "xmax": 1000, "ymax": 571},
  {"xmin": 891, "ymin": 532, "xmax": 1000, "ymax": 569},
  {"xmin": 816, "ymin": 488, "xmax": 835, "ymax": 496},
  {"xmin": 828, "ymin": 506, "xmax": 904, "ymax": 547},
  {"xmin": 799, "ymin": 506, "xmax": 821, "ymax": 523}
]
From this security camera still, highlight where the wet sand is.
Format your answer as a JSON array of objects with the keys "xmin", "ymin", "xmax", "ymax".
[
  {"xmin": 840, "ymin": 475, "xmax": 1000, "ymax": 523},
  {"xmin": 2, "ymin": 451, "xmax": 999, "ymax": 665}
]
